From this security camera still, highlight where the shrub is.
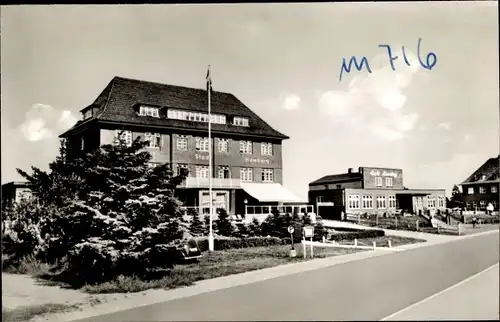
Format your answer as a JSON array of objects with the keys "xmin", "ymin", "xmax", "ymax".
[
  {"xmin": 329, "ymin": 229, "xmax": 385, "ymax": 242},
  {"xmin": 195, "ymin": 236, "xmax": 292, "ymax": 252},
  {"xmin": 216, "ymin": 209, "xmax": 234, "ymax": 237},
  {"xmin": 247, "ymin": 217, "xmax": 262, "ymax": 236},
  {"xmin": 188, "ymin": 208, "xmax": 204, "ymax": 236}
]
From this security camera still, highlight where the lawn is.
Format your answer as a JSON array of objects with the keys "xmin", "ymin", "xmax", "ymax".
[
  {"xmin": 459, "ymin": 224, "xmax": 499, "ymax": 236},
  {"xmin": 81, "ymin": 235, "xmax": 425, "ymax": 294}
]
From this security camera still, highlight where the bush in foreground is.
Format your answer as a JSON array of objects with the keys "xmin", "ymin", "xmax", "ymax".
[
  {"xmin": 329, "ymin": 229, "xmax": 385, "ymax": 241},
  {"xmin": 194, "ymin": 236, "xmax": 292, "ymax": 252}
]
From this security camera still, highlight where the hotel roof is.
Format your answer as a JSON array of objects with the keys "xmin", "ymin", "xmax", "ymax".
[{"xmin": 60, "ymin": 76, "xmax": 289, "ymax": 140}]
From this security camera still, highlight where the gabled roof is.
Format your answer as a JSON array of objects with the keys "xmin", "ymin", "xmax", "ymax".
[
  {"xmin": 309, "ymin": 172, "xmax": 362, "ymax": 186},
  {"xmin": 61, "ymin": 76, "xmax": 289, "ymax": 140},
  {"xmin": 461, "ymin": 155, "xmax": 500, "ymax": 184}
]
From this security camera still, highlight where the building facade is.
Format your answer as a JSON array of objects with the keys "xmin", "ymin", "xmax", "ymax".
[
  {"xmin": 1, "ymin": 181, "xmax": 33, "ymax": 211},
  {"xmin": 308, "ymin": 167, "xmax": 446, "ymax": 220},
  {"xmin": 459, "ymin": 155, "xmax": 499, "ymax": 211},
  {"xmin": 59, "ymin": 76, "xmax": 303, "ymax": 217}
]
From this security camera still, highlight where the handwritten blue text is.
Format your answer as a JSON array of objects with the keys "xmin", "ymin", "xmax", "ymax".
[{"xmin": 339, "ymin": 38, "xmax": 437, "ymax": 82}]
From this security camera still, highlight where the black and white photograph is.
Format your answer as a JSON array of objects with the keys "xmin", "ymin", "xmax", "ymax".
[{"xmin": 1, "ymin": 2, "xmax": 499, "ymax": 321}]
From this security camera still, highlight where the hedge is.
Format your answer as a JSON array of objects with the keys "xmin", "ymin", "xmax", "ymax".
[
  {"xmin": 329, "ymin": 229, "xmax": 385, "ymax": 242},
  {"xmin": 195, "ymin": 236, "xmax": 293, "ymax": 252}
]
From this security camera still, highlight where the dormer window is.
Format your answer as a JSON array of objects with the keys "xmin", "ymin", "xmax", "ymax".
[
  {"xmin": 139, "ymin": 106, "xmax": 160, "ymax": 118},
  {"xmin": 233, "ymin": 117, "xmax": 249, "ymax": 127},
  {"xmin": 82, "ymin": 106, "xmax": 99, "ymax": 120},
  {"xmin": 167, "ymin": 108, "xmax": 226, "ymax": 124}
]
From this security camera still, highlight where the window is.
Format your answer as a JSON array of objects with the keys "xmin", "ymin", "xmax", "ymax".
[
  {"xmin": 115, "ymin": 130, "xmax": 132, "ymax": 147},
  {"xmin": 336, "ymin": 184, "xmax": 342, "ymax": 189},
  {"xmin": 195, "ymin": 137, "xmax": 209, "ymax": 152},
  {"xmin": 316, "ymin": 196, "xmax": 324, "ymax": 203},
  {"xmin": 167, "ymin": 108, "xmax": 226, "ymax": 124},
  {"xmin": 466, "ymin": 201, "xmax": 471, "ymax": 209},
  {"xmin": 493, "ymin": 201, "xmax": 498, "ymax": 209},
  {"xmin": 262, "ymin": 169, "xmax": 274, "ymax": 183},
  {"xmin": 218, "ymin": 138, "xmax": 229, "ymax": 153},
  {"xmin": 385, "ymin": 177, "xmax": 393, "ymax": 187},
  {"xmin": 240, "ymin": 168, "xmax": 253, "ymax": 182},
  {"xmin": 480, "ymin": 200, "xmax": 486, "ymax": 208},
  {"xmin": 479, "ymin": 186, "xmax": 486, "ymax": 194},
  {"xmin": 139, "ymin": 106, "xmax": 159, "ymax": 118},
  {"xmin": 145, "ymin": 132, "xmax": 161, "ymax": 148},
  {"xmin": 376, "ymin": 196, "xmax": 386, "ymax": 208},
  {"xmin": 362, "ymin": 196, "xmax": 373, "ymax": 209},
  {"xmin": 348, "ymin": 195, "xmax": 360, "ymax": 209},
  {"xmin": 427, "ymin": 196, "xmax": 436, "ymax": 208},
  {"xmin": 176, "ymin": 163, "xmax": 189, "ymax": 176},
  {"xmin": 468, "ymin": 187, "xmax": 474, "ymax": 194},
  {"xmin": 240, "ymin": 141, "xmax": 253, "ymax": 154},
  {"xmin": 196, "ymin": 165, "xmax": 209, "ymax": 179},
  {"xmin": 218, "ymin": 166, "xmax": 230, "ymax": 179},
  {"xmin": 388, "ymin": 195, "xmax": 397, "ymax": 208},
  {"xmin": 438, "ymin": 196, "xmax": 445, "ymax": 208},
  {"xmin": 177, "ymin": 135, "xmax": 188, "ymax": 151},
  {"xmin": 83, "ymin": 109, "xmax": 93, "ymax": 120},
  {"xmin": 472, "ymin": 201, "xmax": 477, "ymax": 208},
  {"xmin": 261, "ymin": 143, "xmax": 273, "ymax": 156},
  {"xmin": 492, "ymin": 186, "xmax": 498, "ymax": 193},
  {"xmin": 375, "ymin": 177, "xmax": 383, "ymax": 187},
  {"xmin": 233, "ymin": 117, "xmax": 249, "ymax": 127}
]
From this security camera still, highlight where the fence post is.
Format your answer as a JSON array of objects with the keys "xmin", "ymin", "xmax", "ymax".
[
  {"xmin": 388, "ymin": 240, "xmax": 392, "ymax": 248},
  {"xmin": 322, "ymin": 236, "xmax": 326, "ymax": 243},
  {"xmin": 437, "ymin": 223, "xmax": 440, "ymax": 234},
  {"xmin": 416, "ymin": 220, "xmax": 419, "ymax": 231},
  {"xmin": 354, "ymin": 238, "xmax": 358, "ymax": 246},
  {"xmin": 357, "ymin": 214, "xmax": 361, "ymax": 224},
  {"xmin": 458, "ymin": 223, "xmax": 461, "ymax": 236},
  {"xmin": 395, "ymin": 216, "xmax": 398, "ymax": 229},
  {"xmin": 372, "ymin": 241, "xmax": 376, "ymax": 249},
  {"xmin": 376, "ymin": 214, "xmax": 379, "ymax": 226}
]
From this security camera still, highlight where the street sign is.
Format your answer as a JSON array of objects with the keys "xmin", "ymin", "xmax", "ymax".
[
  {"xmin": 287, "ymin": 226, "xmax": 295, "ymax": 234},
  {"xmin": 303, "ymin": 226, "xmax": 314, "ymax": 238}
]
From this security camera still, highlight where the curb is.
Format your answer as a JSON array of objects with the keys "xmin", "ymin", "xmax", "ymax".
[{"xmin": 40, "ymin": 229, "xmax": 499, "ymax": 322}]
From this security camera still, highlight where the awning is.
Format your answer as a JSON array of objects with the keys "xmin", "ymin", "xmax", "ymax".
[{"xmin": 241, "ymin": 183, "xmax": 305, "ymax": 203}]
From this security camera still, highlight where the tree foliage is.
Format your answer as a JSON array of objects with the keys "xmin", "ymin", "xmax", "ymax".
[{"xmin": 10, "ymin": 133, "xmax": 189, "ymax": 284}]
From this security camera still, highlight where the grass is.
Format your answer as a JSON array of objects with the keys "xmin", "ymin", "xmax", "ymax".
[
  {"xmin": 2, "ymin": 303, "xmax": 79, "ymax": 322},
  {"xmin": 337, "ymin": 235, "xmax": 427, "ymax": 247},
  {"xmin": 460, "ymin": 224, "xmax": 499, "ymax": 236}
]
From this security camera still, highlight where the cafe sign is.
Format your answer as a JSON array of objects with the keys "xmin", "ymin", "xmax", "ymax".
[
  {"xmin": 370, "ymin": 170, "xmax": 399, "ymax": 178},
  {"xmin": 245, "ymin": 157, "xmax": 270, "ymax": 165}
]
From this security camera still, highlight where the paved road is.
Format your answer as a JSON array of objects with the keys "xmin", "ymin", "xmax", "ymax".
[
  {"xmin": 75, "ymin": 232, "xmax": 499, "ymax": 321},
  {"xmin": 383, "ymin": 263, "xmax": 499, "ymax": 320}
]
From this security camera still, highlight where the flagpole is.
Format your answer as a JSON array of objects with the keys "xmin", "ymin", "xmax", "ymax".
[{"xmin": 207, "ymin": 65, "xmax": 214, "ymax": 252}]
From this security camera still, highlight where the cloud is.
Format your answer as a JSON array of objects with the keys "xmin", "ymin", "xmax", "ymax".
[
  {"xmin": 282, "ymin": 94, "xmax": 301, "ymax": 110},
  {"xmin": 318, "ymin": 47, "xmax": 422, "ymax": 141},
  {"xmin": 437, "ymin": 122, "xmax": 452, "ymax": 131},
  {"xmin": 19, "ymin": 103, "xmax": 77, "ymax": 142}
]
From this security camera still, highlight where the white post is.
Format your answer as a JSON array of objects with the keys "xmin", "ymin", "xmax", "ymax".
[
  {"xmin": 458, "ymin": 223, "xmax": 461, "ymax": 236},
  {"xmin": 388, "ymin": 240, "xmax": 392, "ymax": 248},
  {"xmin": 303, "ymin": 236, "xmax": 306, "ymax": 259},
  {"xmin": 322, "ymin": 236, "xmax": 326, "ymax": 243},
  {"xmin": 310, "ymin": 237, "xmax": 313, "ymax": 258},
  {"xmin": 354, "ymin": 238, "xmax": 357, "ymax": 246},
  {"xmin": 207, "ymin": 65, "xmax": 214, "ymax": 252},
  {"xmin": 372, "ymin": 241, "xmax": 376, "ymax": 249}
]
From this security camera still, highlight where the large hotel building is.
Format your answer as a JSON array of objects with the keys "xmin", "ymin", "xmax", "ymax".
[
  {"xmin": 308, "ymin": 167, "xmax": 447, "ymax": 220},
  {"xmin": 59, "ymin": 76, "xmax": 304, "ymax": 217}
]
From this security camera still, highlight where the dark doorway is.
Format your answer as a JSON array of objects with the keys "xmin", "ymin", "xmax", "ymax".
[{"xmin": 318, "ymin": 205, "xmax": 342, "ymax": 220}]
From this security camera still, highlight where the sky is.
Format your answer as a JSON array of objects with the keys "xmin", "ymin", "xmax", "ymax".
[{"xmin": 1, "ymin": 2, "xmax": 499, "ymax": 200}]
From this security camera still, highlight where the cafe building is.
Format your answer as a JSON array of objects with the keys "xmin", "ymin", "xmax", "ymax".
[{"xmin": 308, "ymin": 166, "xmax": 446, "ymax": 220}]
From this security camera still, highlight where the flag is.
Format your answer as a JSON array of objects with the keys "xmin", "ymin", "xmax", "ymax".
[{"xmin": 206, "ymin": 65, "xmax": 213, "ymax": 94}]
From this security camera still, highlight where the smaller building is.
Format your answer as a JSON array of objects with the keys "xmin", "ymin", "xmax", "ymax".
[
  {"xmin": 309, "ymin": 167, "xmax": 446, "ymax": 220},
  {"xmin": 1, "ymin": 181, "xmax": 33, "ymax": 210},
  {"xmin": 459, "ymin": 155, "xmax": 499, "ymax": 211}
]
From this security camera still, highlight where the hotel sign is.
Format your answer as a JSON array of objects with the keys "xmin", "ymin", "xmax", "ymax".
[
  {"xmin": 195, "ymin": 154, "xmax": 209, "ymax": 161},
  {"xmin": 245, "ymin": 157, "xmax": 270, "ymax": 165},
  {"xmin": 370, "ymin": 170, "xmax": 399, "ymax": 178}
]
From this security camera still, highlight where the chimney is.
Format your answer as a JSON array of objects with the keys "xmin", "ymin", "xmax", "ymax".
[{"xmin": 348, "ymin": 168, "xmax": 353, "ymax": 174}]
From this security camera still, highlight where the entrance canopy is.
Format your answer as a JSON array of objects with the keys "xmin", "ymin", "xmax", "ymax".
[{"xmin": 241, "ymin": 183, "xmax": 305, "ymax": 203}]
